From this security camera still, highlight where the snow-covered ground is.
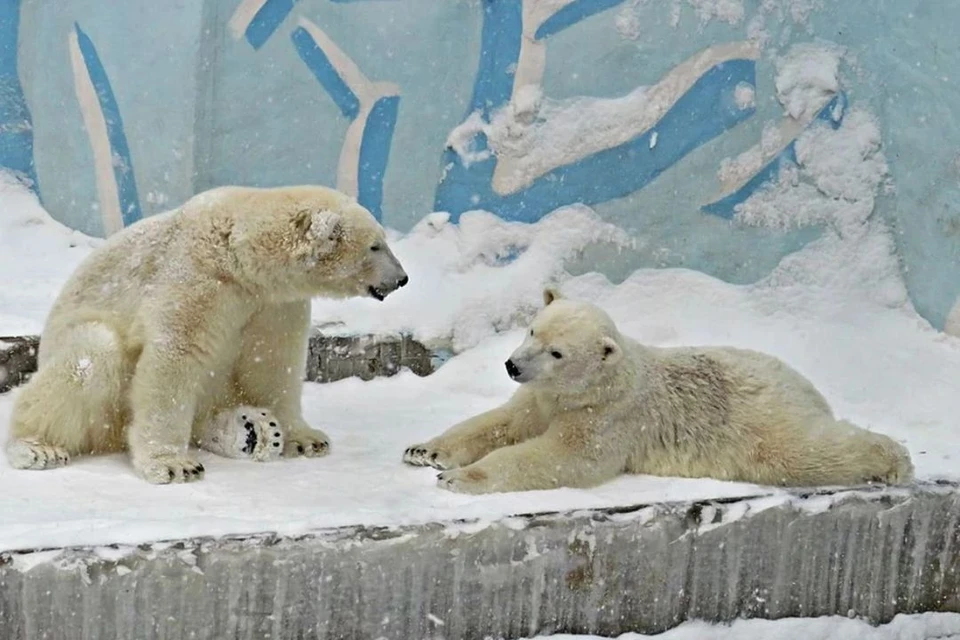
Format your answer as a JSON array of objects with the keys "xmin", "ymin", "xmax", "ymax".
[
  {"xmin": 529, "ymin": 611, "xmax": 960, "ymax": 639},
  {"xmin": 1, "ymin": 145, "xmax": 960, "ymax": 556}
]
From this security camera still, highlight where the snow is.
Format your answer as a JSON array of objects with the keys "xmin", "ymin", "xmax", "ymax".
[
  {"xmin": 0, "ymin": 174, "xmax": 100, "ymax": 335},
  {"xmin": 312, "ymin": 204, "xmax": 633, "ymax": 352},
  {"xmin": 733, "ymin": 82, "xmax": 756, "ymax": 109},
  {"xmin": 734, "ymin": 108, "xmax": 889, "ymax": 235},
  {"xmin": 445, "ymin": 42, "xmax": 759, "ymax": 196},
  {"xmin": 0, "ymin": 47, "xmax": 958, "ymax": 564},
  {"xmin": 685, "ymin": 0, "xmax": 745, "ymax": 26},
  {"xmin": 619, "ymin": 0, "xmax": 821, "ymax": 45},
  {"xmin": 0, "ymin": 148, "xmax": 959, "ymax": 554},
  {"xmin": 0, "ymin": 337, "xmax": 772, "ymax": 552},
  {"xmin": 531, "ymin": 612, "xmax": 960, "ymax": 639},
  {"xmin": 775, "ymin": 41, "xmax": 845, "ymax": 121}
]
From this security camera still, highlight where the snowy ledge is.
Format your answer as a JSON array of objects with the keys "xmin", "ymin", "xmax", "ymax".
[{"xmin": 2, "ymin": 481, "xmax": 958, "ymax": 640}]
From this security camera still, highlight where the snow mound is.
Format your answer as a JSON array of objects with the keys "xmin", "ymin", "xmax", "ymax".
[{"xmin": 311, "ymin": 204, "xmax": 634, "ymax": 352}]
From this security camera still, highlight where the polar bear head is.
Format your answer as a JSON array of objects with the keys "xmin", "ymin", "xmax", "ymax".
[
  {"xmin": 504, "ymin": 288, "xmax": 624, "ymax": 392},
  {"xmin": 223, "ymin": 185, "xmax": 408, "ymax": 302}
]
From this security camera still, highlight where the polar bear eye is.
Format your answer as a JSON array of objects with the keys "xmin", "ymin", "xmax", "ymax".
[
  {"xmin": 550, "ymin": 350, "xmax": 563, "ymax": 359},
  {"xmin": 370, "ymin": 245, "xmax": 381, "ymax": 252}
]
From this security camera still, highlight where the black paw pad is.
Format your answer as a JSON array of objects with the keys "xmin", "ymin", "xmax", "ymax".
[{"xmin": 243, "ymin": 427, "xmax": 258, "ymax": 454}]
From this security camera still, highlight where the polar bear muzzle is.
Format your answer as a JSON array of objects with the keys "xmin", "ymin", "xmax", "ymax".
[{"xmin": 368, "ymin": 273, "xmax": 408, "ymax": 301}]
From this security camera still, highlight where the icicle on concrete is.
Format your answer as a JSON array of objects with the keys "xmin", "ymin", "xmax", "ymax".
[{"xmin": 1, "ymin": 482, "xmax": 958, "ymax": 640}]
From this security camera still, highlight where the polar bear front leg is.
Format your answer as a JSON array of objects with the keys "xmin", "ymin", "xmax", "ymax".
[
  {"xmin": 126, "ymin": 345, "xmax": 209, "ymax": 484},
  {"xmin": 197, "ymin": 406, "xmax": 285, "ymax": 461},
  {"xmin": 437, "ymin": 424, "xmax": 626, "ymax": 494},
  {"xmin": 233, "ymin": 300, "xmax": 330, "ymax": 458},
  {"xmin": 404, "ymin": 388, "xmax": 546, "ymax": 470}
]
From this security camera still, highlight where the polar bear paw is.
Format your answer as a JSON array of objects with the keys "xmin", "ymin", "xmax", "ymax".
[
  {"xmin": 136, "ymin": 454, "xmax": 206, "ymax": 484},
  {"xmin": 199, "ymin": 406, "xmax": 285, "ymax": 462},
  {"xmin": 403, "ymin": 443, "xmax": 456, "ymax": 470},
  {"xmin": 436, "ymin": 466, "xmax": 494, "ymax": 494},
  {"xmin": 6, "ymin": 439, "xmax": 71, "ymax": 470},
  {"xmin": 283, "ymin": 427, "xmax": 330, "ymax": 458}
]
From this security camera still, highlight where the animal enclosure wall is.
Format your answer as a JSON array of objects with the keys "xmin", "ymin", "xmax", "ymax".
[{"xmin": 2, "ymin": 0, "xmax": 959, "ymax": 330}]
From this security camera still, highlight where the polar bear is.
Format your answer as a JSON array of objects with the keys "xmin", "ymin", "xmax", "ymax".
[
  {"xmin": 6, "ymin": 184, "xmax": 408, "ymax": 484},
  {"xmin": 404, "ymin": 289, "xmax": 913, "ymax": 494}
]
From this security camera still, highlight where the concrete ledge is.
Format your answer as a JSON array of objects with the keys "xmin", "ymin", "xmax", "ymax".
[
  {"xmin": 0, "ymin": 336, "xmax": 37, "ymax": 394},
  {"xmin": 0, "ymin": 331, "xmax": 434, "ymax": 391},
  {"xmin": 1, "ymin": 482, "xmax": 958, "ymax": 639},
  {"xmin": 306, "ymin": 328, "xmax": 434, "ymax": 383}
]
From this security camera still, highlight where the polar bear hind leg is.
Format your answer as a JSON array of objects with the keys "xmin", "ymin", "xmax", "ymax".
[{"xmin": 6, "ymin": 322, "xmax": 129, "ymax": 469}]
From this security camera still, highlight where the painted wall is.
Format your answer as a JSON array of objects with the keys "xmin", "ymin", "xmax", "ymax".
[{"xmin": 2, "ymin": 0, "xmax": 959, "ymax": 330}]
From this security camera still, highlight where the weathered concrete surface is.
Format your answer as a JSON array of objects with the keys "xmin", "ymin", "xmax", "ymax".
[
  {"xmin": 306, "ymin": 328, "xmax": 434, "ymax": 383},
  {"xmin": 0, "ymin": 336, "xmax": 38, "ymax": 394},
  {"xmin": 1, "ymin": 483, "xmax": 958, "ymax": 640},
  {"xmin": 0, "ymin": 330, "xmax": 433, "ymax": 390}
]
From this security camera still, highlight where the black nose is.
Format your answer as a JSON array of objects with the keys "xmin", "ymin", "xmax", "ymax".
[
  {"xmin": 398, "ymin": 275, "xmax": 409, "ymax": 288},
  {"xmin": 505, "ymin": 359, "xmax": 520, "ymax": 378}
]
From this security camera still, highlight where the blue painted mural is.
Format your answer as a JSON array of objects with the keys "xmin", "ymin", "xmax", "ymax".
[
  {"xmin": 5, "ymin": 0, "xmax": 960, "ymax": 332},
  {"xmin": 0, "ymin": 0, "xmax": 36, "ymax": 189},
  {"xmin": 71, "ymin": 22, "xmax": 142, "ymax": 230}
]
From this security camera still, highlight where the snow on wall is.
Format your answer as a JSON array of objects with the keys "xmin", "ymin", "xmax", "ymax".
[{"xmin": 3, "ymin": 0, "xmax": 960, "ymax": 331}]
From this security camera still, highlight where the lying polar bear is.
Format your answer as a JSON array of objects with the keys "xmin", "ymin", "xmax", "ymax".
[
  {"xmin": 6, "ymin": 185, "xmax": 407, "ymax": 484},
  {"xmin": 404, "ymin": 289, "xmax": 914, "ymax": 494}
]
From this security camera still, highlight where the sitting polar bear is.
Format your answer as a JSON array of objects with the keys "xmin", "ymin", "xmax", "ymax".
[
  {"xmin": 6, "ymin": 185, "xmax": 408, "ymax": 484},
  {"xmin": 404, "ymin": 289, "xmax": 914, "ymax": 494}
]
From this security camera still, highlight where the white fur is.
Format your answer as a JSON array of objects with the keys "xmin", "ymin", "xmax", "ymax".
[
  {"xmin": 6, "ymin": 185, "xmax": 407, "ymax": 484},
  {"xmin": 405, "ymin": 288, "xmax": 914, "ymax": 494}
]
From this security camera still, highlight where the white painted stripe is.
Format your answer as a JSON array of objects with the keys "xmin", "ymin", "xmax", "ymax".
[
  {"xmin": 491, "ymin": 40, "xmax": 761, "ymax": 195},
  {"xmin": 68, "ymin": 30, "xmax": 124, "ymax": 237},
  {"xmin": 227, "ymin": 0, "xmax": 268, "ymax": 40},
  {"xmin": 297, "ymin": 19, "xmax": 399, "ymax": 198},
  {"xmin": 298, "ymin": 17, "xmax": 392, "ymax": 104},
  {"xmin": 338, "ymin": 115, "xmax": 367, "ymax": 198},
  {"xmin": 524, "ymin": 0, "xmax": 576, "ymax": 34},
  {"xmin": 513, "ymin": 0, "xmax": 575, "ymax": 94},
  {"xmin": 944, "ymin": 298, "xmax": 960, "ymax": 337}
]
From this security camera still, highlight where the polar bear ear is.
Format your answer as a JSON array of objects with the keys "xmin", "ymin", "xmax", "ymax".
[
  {"xmin": 601, "ymin": 336, "xmax": 621, "ymax": 362},
  {"xmin": 543, "ymin": 287, "xmax": 563, "ymax": 306},
  {"xmin": 307, "ymin": 210, "xmax": 344, "ymax": 247},
  {"xmin": 294, "ymin": 209, "xmax": 344, "ymax": 256}
]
